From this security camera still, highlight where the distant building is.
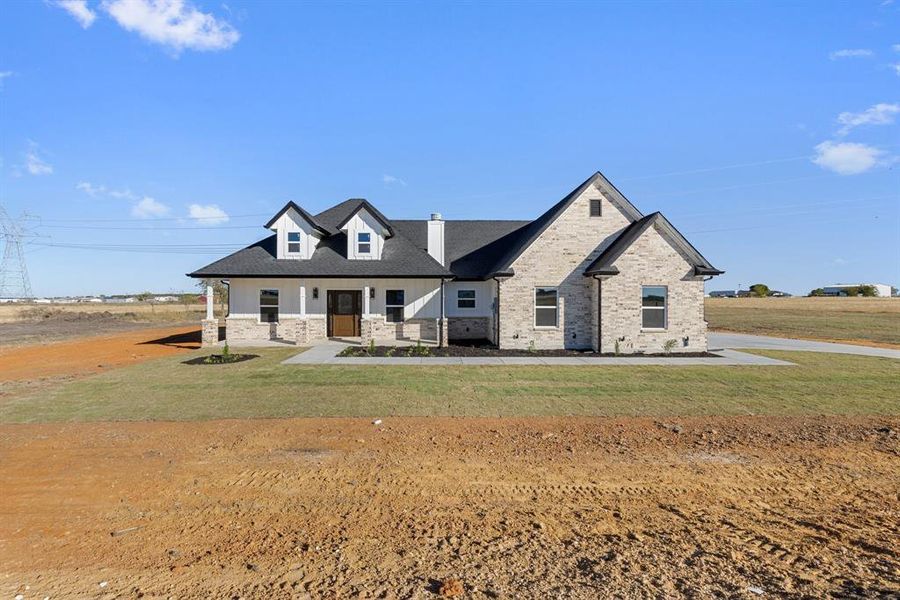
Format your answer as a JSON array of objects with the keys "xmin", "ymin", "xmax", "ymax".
[
  {"xmin": 709, "ymin": 289, "xmax": 740, "ymax": 298},
  {"xmin": 153, "ymin": 295, "xmax": 178, "ymax": 302},
  {"xmin": 823, "ymin": 283, "xmax": 892, "ymax": 298},
  {"xmin": 769, "ymin": 290, "xmax": 792, "ymax": 297}
]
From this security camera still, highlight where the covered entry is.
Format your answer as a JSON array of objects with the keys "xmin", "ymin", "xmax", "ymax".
[{"xmin": 327, "ymin": 290, "xmax": 361, "ymax": 337}]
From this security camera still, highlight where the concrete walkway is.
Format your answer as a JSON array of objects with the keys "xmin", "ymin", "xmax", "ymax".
[
  {"xmin": 709, "ymin": 332, "xmax": 900, "ymax": 359},
  {"xmin": 281, "ymin": 342, "xmax": 793, "ymax": 366}
]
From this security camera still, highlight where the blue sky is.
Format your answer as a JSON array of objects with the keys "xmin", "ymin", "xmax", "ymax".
[{"xmin": 1, "ymin": 0, "xmax": 898, "ymax": 297}]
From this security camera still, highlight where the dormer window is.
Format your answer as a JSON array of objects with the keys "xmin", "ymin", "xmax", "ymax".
[
  {"xmin": 287, "ymin": 232, "xmax": 301, "ymax": 254},
  {"xmin": 357, "ymin": 232, "xmax": 371, "ymax": 254}
]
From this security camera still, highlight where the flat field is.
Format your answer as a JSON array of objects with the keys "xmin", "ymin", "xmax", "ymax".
[
  {"xmin": 705, "ymin": 296, "xmax": 900, "ymax": 347},
  {"xmin": 1, "ymin": 327, "xmax": 897, "ymax": 598}
]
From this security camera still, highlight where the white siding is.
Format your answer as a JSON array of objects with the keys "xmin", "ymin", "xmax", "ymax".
[
  {"xmin": 445, "ymin": 281, "xmax": 495, "ymax": 317},
  {"xmin": 343, "ymin": 209, "xmax": 386, "ymax": 260},
  {"xmin": 271, "ymin": 207, "xmax": 321, "ymax": 260},
  {"xmin": 229, "ymin": 278, "xmax": 443, "ymax": 320}
]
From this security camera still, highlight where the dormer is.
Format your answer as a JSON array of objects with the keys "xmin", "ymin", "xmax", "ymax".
[
  {"xmin": 335, "ymin": 200, "xmax": 394, "ymax": 260},
  {"xmin": 265, "ymin": 201, "xmax": 329, "ymax": 260}
]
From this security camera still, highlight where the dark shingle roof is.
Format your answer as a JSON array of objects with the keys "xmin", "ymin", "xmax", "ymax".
[
  {"xmin": 189, "ymin": 231, "xmax": 453, "ymax": 279},
  {"xmin": 189, "ymin": 172, "xmax": 720, "ymax": 281},
  {"xmin": 263, "ymin": 201, "xmax": 329, "ymax": 235},
  {"xmin": 583, "ymin": 212, "xmax": 723, "ymax": 277}
]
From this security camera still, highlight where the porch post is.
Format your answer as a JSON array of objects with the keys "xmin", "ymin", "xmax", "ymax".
[
  {"xmin": 363, "ymin": 285, "xmax": 370, "ymax": 316},
  {"xmin": 299, "ymin": 284, "xmax": 306, "ymax": 317},
  {"xmin": 201, "ymin": 283, "xmax": 218, "ymax": 347},
  {"xmin": 206, "ymin": 285, "xmax": 214, "ymax": 320}
]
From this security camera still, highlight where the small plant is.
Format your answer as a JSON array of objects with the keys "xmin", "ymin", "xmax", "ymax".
[
  {"xmin": 527, "ymin": 340, "xmax": 536, "ymax": 354},
  {"xmin": 385, "ymin": 347, "xmax": 395, "ymax": 357},
  {"xmin": 368, "ymin": 338, "xmax": 376, "ymax": 354},
  {"xmin": 614, "ymin": 339, "xmax": 621, "ymax": 356},
  {"xmin": 222, "ymin": 341, "xmax": 231, "ymax": 357},
  {"xmin": 663, "ymin": 339, "xmax": 677, "ymax": 355}
]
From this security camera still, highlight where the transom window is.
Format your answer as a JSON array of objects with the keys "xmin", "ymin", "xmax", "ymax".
[
  {"xmin": 641, "ymin": 286, "xmax": 667, "ymax": 329},
  {"xmin": 457, "ymin": 289, "xmax": 476, "ymax": 309},
  {"xmin": 260, "ymin": 289, "xmax": 279, "ymax": 323},
  {"xmin": 357, "ymin": 232, "xmax": 371, "ymax": 254},
  {"xmin": 534, "ymin": 287, "xmax": 558, "ymax": 327},
  {"xmin": 589, "ymin": 198, "xmax": 602, "ymax": 217},
  {"xmin": 287, "ymin": 232, "xmax": 301, "ymax": 253},
  {"xmin": 385, "ymin": 289, "xmax": 405, "ymax": 322}
]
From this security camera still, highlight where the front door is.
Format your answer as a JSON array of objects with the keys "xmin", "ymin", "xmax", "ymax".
[{"xmin": 327, "ymin": 290, "xmax": 361, "ymax": 337}]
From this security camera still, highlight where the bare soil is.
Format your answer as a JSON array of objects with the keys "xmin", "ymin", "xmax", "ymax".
[
  {"xmin": 0, "ymin": 326, "xmax": 201, "ymax": 383},
  {"xmin": 1, "ymin": 416, "xmax": 897, "ymax": 599}
]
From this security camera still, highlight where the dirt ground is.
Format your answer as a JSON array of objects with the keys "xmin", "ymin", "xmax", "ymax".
[
  {"xmin": 1, "ymin": 416, "xmax": 897, "ymax": 599},
  {"xmin": 0, "ymin": 326, "xmax": 201, "ymax": 383}
]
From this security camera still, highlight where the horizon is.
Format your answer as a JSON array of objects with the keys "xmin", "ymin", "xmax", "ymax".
[{"xmin": 1, "ymin": 1, "xmax": 898, "ymax": 297}]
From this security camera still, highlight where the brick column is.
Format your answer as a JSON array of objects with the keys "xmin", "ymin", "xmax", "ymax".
[
  {"xmin": 361, "ymin": 318, "xmax": 376, "ymax": 346},
  {"xmin": 201, "ymin": 319, "xmax": 218, "ymax": 347},
  {"xmin": 295, "ymin": 319, "xmax": 309, "ymax": 346},
  {"xmin": 438, "ymin": 318, "xmax": 448, "ymax": 347}
]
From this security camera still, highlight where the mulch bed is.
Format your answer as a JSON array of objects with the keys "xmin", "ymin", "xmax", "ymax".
[
  {"xmin": 183, "ymin": 354, "xmax": 258, "ymax": 365},
  {"xmin": 339, "ymin": 344, "xmax": 718, "ymax": 358}
]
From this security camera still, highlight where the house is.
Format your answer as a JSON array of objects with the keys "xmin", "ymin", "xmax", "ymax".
[
  {"xmin": 189, "ymin": 172, "xmax": 723, "ymax": 353},
  {"xmin": 823, "ymin": 283, "xmax": 892, "ymax": 298}
]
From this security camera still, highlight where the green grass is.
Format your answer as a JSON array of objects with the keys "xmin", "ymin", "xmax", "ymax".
[{"xmin": 1, "ymin": 348, "xmax": 898, "ymax": 423}]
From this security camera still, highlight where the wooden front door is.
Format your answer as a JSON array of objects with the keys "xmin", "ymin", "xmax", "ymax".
[{"xmin": 327, "ymin": 290, "xmax": 361, "ymax": 337}]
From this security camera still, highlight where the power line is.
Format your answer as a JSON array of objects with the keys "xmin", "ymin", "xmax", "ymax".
[{"xmin": 0, "ymin": 205, "xmax": 34, "ymax": 298}]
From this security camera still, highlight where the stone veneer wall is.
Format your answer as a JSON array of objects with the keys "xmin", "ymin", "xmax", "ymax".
[
  {"xmin": 226, "ymin": 317, "xmax": 300, "ymax": 343},
  {"xmin": 360, "ymin": 317, "xmax": 441, "ymax": 344},
  {"xmin": 448, "ymin": 317, "xmax": 491, "ymax": 340},
  {"xmin": 201, "ymin": 319, "xmax": 219, "ymax": 347},
  {"xmin": 498, "ymin": 184, "xmax": 632, "ymax": 350},
  {"xmin": 598, "ymin": 224, "xmax": 708, "ymax": 353}
]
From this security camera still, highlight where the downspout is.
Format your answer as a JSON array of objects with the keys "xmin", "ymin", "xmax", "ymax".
[
  {"xmin": 492, "ymin": 276, "xmax": 502, "ymax": 348},
  {"xmin": 439, "ymin": 278, "xmax": 446, "ymax": 347},
  {"xmin": 592, "ymin": 275, "xmax": 602, "ymax": 352}
]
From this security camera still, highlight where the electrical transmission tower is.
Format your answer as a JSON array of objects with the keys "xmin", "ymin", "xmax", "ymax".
[{"xmin": 0, "ymin": 203, "xmax": 33, "ymax": 299}]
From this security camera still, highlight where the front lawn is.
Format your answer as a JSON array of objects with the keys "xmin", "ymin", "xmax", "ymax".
[{"xmin": 1, "ymin": 348, "xmax": 897, "ymax": 423}]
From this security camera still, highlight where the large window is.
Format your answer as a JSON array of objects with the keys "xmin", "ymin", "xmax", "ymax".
[
  {"xmin": 385, "ymin": 289, "xmax": 405, "ymax": 322},
  {"xmin": 357, "ymin": 232, "xmax": 371, "ymax": 254},
  {"xmin": 534, "ymin": 287, "xmax": 558, "ymax": 327},
  {"xmin": 287, "ymin": 232, "xmax": 301, "ymax": 253},
  {"xmin": 260, "ymin": 289, "xmax": 279, "ymax": 323},
  {"xmin": 457, "ymin": 289, "xmax": 476, "ymax": 309},
  {"xmin": 641, "ymin": 286, "xmax": 667, "ymax": 329}
]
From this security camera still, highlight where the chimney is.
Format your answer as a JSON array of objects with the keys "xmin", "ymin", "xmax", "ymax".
[{"xmin": 427, "ymin": 212, "xmax": 445, "ymax": 266}]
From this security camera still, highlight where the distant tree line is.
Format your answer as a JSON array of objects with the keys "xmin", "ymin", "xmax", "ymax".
[{"xmin": 807, "ymin": 285, "xmax": 880, "ymax": 297}]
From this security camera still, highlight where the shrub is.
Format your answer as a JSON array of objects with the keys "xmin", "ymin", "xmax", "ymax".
[
  {"xmin": 858, "ymin": 285, "xmax": 878, "ymax": 297},
  {"xmin": 808, "ymin": 288, "xmax": 826, "ymax": 297},
  {"xmin": 663, "ymin": 339, "xmax": 677, "ymax": 355},
  {"xmin": 749, "ymin": 283, "xmax": 770, "ymax": 298},
  {"xmin": 368, "ymin": 338, "xmax": 376, "ymax": 354}
]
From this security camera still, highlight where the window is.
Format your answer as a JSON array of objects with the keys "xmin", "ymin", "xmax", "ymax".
[
  {"xmin": 457, "ymin": 289, "xmax": 476, "ymax": 309},
  {"xmin": 287, "ymin": 231, "xmax": 301, "ymax": 254},
  {"xmin": 534, "ymin": 287, "xmax": 558, "ymax": 327},
  {"xmin": 589, "ymin": 199, "xmax": 602, "ymax": 217},
  {"xmin": 385, "ymin": 289, "xmax": 404, "ymax": 323},
  {"xmin": 260, "ymin": 289, "xmax": 279, "ymax": 323},
  {"xmin": 357, "ymin": 232, "xmax": 371, "ymax": 254},
  {"xmin": 641, "ymin": 286, "xmax": 667, "ymax": 329}
]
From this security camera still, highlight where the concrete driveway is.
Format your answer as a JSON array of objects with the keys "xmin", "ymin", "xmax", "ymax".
[{"xmin": 709, "ymin": 332, "xmax": 900, "ymax": 359}]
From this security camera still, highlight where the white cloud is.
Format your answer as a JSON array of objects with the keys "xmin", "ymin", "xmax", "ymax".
[
  {"xmin": 836, "ymin": 102, "xmax": 900, "ymax": 135},
  {"xmin": 25, "ymin": 142, "xmax": 53, "ymax": 176},
  {"xmin": 383, "ymin": 174, "xmax": 407, "ymax": 186},
  {"xmin": 55, "ymin": 0, "xmax": 98, "ymax": 28},
  {"xmin": 812, "ymin": 141, "xmax": 885, "ymax": 175},
  {"xmin": 829, "ymin": 49, "xmax": 874, "ymax": 60},
  {"xmin": 893, "ymin": 44, "xmax": 900, "ymax": 52},
  {"xmin": 0, "ymin": 71, "xmax": 14, "ymax": 88},
  {"xmin": 892, "ymin": 63, "xmax": 900, "ymax": 76},
  {"xmin": 131, "ymin": 196, "xmax": 171, "ymax": 218},
  {"xmin": 76, "ymin": 181, "xmax": 106, "ymax": 196},
  {"xmin": 832, "ymin": 258, "xmax": 849, "ymax": 266},
  {"xmin": 102, "ymin": 0, "xmax": 240, "ymax": 54},
  {"xmin": 187, "ymin": 203, "xmax": 229, "ymax": 224},
  {"xmin": 76, "ymin": 181, "xmax": 138, "ymax": 200}
]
